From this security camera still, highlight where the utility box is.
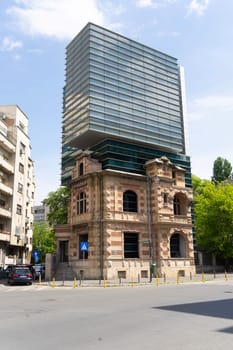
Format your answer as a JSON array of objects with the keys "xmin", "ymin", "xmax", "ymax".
[{"xmin": 150, "ymin": 263, "xmax": 156, "ymax": 277}]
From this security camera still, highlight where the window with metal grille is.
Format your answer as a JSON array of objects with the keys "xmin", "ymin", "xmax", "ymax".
[
  {"xmin": 124, "ymin": 233, "xmax": 139, "ymax": 258},
  {"xmin": 77, "ymin": 192, "xmax": 86, "ymax": 214},
  {"xmin": 123, "ymin": 190, "xmax": 137, "ymax": 212}
]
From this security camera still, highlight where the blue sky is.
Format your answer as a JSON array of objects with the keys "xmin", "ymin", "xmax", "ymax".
[{"xmin": 0, "ymin": 0, "xmax": 232, "ymax": 204}]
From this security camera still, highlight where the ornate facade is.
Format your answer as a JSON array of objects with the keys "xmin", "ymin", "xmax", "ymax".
[{"xmin": 55, "ymin": 154, "xmax": 195, "ymax": 279}]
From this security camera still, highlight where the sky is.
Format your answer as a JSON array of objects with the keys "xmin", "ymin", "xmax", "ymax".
[{"xmin": 0, "ymin": 0, "xmax": 233, "ymax": 204}]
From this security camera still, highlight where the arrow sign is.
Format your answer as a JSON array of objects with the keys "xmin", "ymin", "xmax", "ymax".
[{"xmin": 80, "ymin": 242, "xmax": 88, "ymax": 252}]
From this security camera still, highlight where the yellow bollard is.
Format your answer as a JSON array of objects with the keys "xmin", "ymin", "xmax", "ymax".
[
  {"xmin": 52, "ymin": 277, "xmax": 56, "ymax": 288},
  {"xmin": 132, "ymin": 276, "xmax": 134, "ymax": 288},
  {"xmin": 38, "ymin": 274, "xmax": 41, "ymax": 285},
  {"xmin": 74, "ymin": 277, "xmax": 77, "ymax": 288},
  {"xmin": 225, "ymin": 271, "xmax": 228, "ymax": 281},
  {"xmin": 202, "ymin": 272, "xmax": 205, "ymax": 283},
  {"xmin": 104, "ymin": 277, "xmax": 107, "ymax": 288},
  {"xmin": 155, "ymin": 273, "xmax": 159, "ymax": 287}
]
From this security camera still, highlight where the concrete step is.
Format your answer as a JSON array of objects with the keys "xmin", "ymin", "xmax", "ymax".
[{"xmin": 55, "ymin": 264, "xmax": 75, "ymax": 281}]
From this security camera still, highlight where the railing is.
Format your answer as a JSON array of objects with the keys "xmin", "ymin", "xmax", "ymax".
[
  {"xmin": 156, "ymin": 214, "xmax": 192, "ymax": 224},
  {"xmin": 0, "ymin": 133, "xmax": 16, "ymax": 152},
  {"xmin": 0, "ymin": 206, "xmax": 12, "ymax": 218},
  {"xmin": 0, "ymin": 155, "xmax": 14, "ymax": 173},
  {"xmin": 0, "ymin": 230, "xmax": 10, "ymax": 242},
  {"xmin": 0, "ymin": 181, "xmax": 13, "ymax": 195}
]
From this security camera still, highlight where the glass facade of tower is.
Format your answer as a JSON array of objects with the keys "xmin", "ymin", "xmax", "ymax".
[{"xmin": 62, "ymin": 23, "xmax": 189, "ymax": 185}]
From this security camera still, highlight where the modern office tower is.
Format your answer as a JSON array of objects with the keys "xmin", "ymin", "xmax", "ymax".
[
  {"xmin": 0, "ymin": 105, "xmax": 35, "ymax": 267},
  {"xmin": 56, "ymin": 23, "xmax": 195, "ymax": 280},
  {"xmin": 62, "ymin": 22, "xmax": 191, "ymax": 186}
]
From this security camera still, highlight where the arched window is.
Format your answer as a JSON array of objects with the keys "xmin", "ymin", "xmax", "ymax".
[
  {"xmin": 170, "ymin": 233, "xmax": 186, "ymax": 258},
  {"xmin": 123, "ymin": 190, "xmax": 137, "ymax": 212},
  {"xmin": 77, "ymin": 192, "xmax": 86, "ymax": 214},
  {"xmin": 79, "ymin": 163, "xmax": 84, "ymax": 176}
]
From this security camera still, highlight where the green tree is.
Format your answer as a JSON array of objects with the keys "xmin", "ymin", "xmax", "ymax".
[
  {"xmin": 194, "ymin": 181, "xmax": 233, "ymax": 259},
  {"xmin": 212, "ymin": 157, "xmax": 232, "ymax": 183},
  {"xmin": 192, "ymin": 174, "xmax": 211, "ymax": 196},
  {"xmin": 43, "ymin": 186, "xmax": 70, "ymax": 227},
  {"xmin": 32, "ymin": 222, "xmax": 56, "ymax": 262}
]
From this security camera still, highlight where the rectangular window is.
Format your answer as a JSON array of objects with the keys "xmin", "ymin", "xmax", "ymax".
[
  {"xmin": 163, "ymin": 193, "xmax": 168, "ymax": 205},
  {"xmin": 18, "ymin": 183, "xmax": 23, "ymax": 193},
  {"xmin": 19, "ymin": 163, "xmax": 24, "ymax": 174},
  {"xmin": 124, "ymin": 233, "xmax": 139, "ymax": 258},
  {"xmin": 19, "ymin": 142, "xmax": 25, "ymax": 155},
  {"xmin": 79, "ymin": 234, "xmax": 88, "ymax": 259},
  {"xmin": 16, "ymin": 204, "xmax": 22, "ymax": 215}
]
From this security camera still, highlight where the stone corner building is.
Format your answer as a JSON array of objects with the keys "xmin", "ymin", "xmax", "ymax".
[
  {"xmin": 55, "ymin": 23, "xmax": 196, "ymax": 280},
  {"xmin": 55, "ymin": 153, "xmax": 195, "ymax": 279}
]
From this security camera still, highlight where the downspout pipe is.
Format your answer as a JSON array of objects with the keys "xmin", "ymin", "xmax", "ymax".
[
  {"xmin": 147, "ymin": 175, "xmax": 153, "ymax": 282},
  {"xmin": 99, "ymin": 173, "xmax": 104, "ymax": 280}
]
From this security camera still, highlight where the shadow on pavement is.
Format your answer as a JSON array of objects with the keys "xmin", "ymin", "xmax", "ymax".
[{"xmin": 154, "ymin": 298, "xmax": 233, "ymax": 333}]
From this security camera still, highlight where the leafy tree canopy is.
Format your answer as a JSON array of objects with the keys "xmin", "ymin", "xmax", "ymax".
[
  {"xmin": 43, "ymin": 186, "xmax": 70, "ymax": 227},
  {"xmin": 194, "ymin": 181, "xmax": 233, "ymax": 259},
  {"xmin": 192, "ymin": 174, "xmax": 211, "ymax": 196},
  {"xmin": 32, "ymin": 222, "xmax": 55, "ymax": 262},
  {"xmin": 212, "ymin": 157, "xmax": 232, "ymax": 183}
]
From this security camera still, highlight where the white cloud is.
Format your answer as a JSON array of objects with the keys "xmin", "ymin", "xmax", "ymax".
[
  {"xmin": 0, "ymin": 36, "xmax": 23, "ymax": 51},
  {"xmin": 6, "ymin": 0, "xmax": 106, "ymax": 41},
  {"xmin": 136, "ymin": 0, "xmax": 156, "ymax": 7},
  {"xmin": 186, "ymin": 0, "xmax": 210, "ymax": 16},
  {"xmin": 135, "ymin": 0, "xmax": 176, "ymax": 8}
]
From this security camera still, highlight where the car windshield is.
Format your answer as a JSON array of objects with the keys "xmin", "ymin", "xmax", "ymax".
[{"xmin": 15, "ymin": 268, "xmax": 29, "ymax": 275}]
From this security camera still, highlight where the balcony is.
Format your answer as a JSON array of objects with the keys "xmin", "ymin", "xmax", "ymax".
[
  {"xmin": 156, "ymin": 213, "xmax": 192, "ymax": 225},
  {"xmin": 0, "ymin": 181, "xmax": 13, "ymax": 195},
  {"xmin": 0, "ymin": 206, "xmax": 12, "ymax": 218},
  {"xmin": 104, "ymin": 211, "xmax": 147, "ymax": 222},
  {"xmin": 0, "ymin": 230, "xmax": 10, "ymax": 242},
  {"xmin": 0, "ymin": 133, "xmax": 15, "ymax": 153},
  {"xmin": 0, "ymin": 155, "xmax": 14, "ymax": 173}
]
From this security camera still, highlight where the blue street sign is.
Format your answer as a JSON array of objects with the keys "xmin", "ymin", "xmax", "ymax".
[
  {"xmin": 32, "ymin": 250, "xmax": 39, "ymax": 262},
  {"xmin": 32, "ymin": 250, "xmax": 39, "ymax": 258},
  {"xmin": 80, "ymin": 242, "xmax": 88, "ymax": 252}
]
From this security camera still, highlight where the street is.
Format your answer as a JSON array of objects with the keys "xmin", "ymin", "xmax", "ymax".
[{"xmin": 0, "ymin": 281, "xmax": 233, "ymax": 349}]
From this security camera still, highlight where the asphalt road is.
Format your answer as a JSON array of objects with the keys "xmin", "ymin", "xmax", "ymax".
[{"xmin": 0, "ymin": 281, "xmax": 233, "ymax": 350}]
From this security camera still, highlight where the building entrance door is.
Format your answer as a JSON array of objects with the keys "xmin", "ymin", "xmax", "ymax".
[{"xmin": 59, "ymin": 241, "xmax": 68, "ymax": 263}]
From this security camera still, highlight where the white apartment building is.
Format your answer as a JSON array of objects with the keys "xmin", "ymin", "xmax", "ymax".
[
  {"xmin": 33, "ymin": 204, "xmax": 49, "ymax": 223},
  {"xmin": 0, "ymin": 105, "xmax": 35, "ymax": 267}
]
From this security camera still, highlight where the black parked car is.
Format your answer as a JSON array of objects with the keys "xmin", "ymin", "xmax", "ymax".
[
  {"xmin": 0, "ymin": 264, "xmax": 15, "ymax": 278},
  {"xmin": 8, "ymin": 266, "xmax": 33, "ymax": 285}
]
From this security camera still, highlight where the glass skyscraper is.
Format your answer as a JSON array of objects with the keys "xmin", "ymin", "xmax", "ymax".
[{"xmin": 62, "ymin": 23, "xmax": 191, "ymax": 186}]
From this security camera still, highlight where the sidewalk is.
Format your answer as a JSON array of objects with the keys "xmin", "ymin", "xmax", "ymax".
[{"xmin": 36, "ymin": 272, "xmax": 233, "ymax": 288}]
